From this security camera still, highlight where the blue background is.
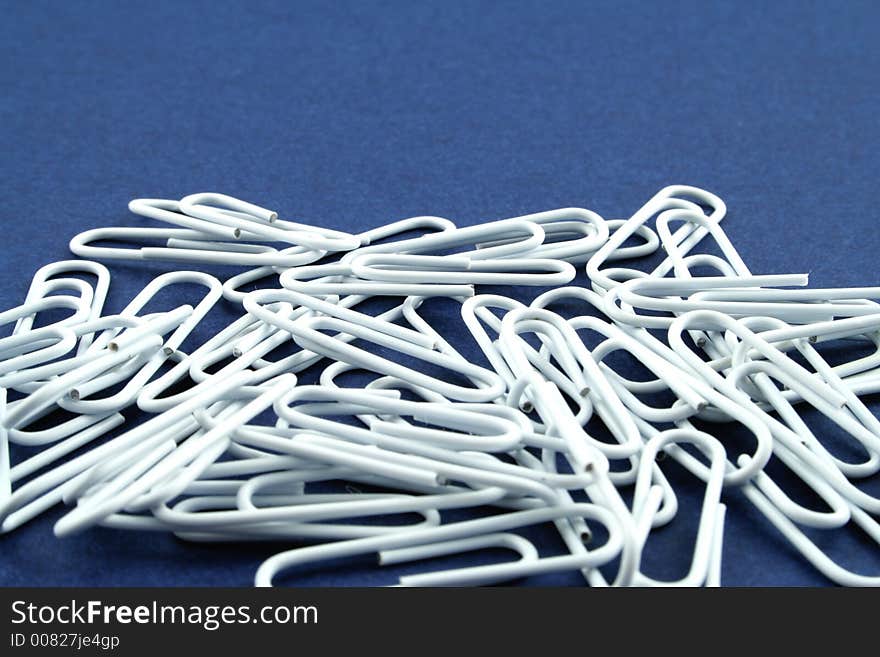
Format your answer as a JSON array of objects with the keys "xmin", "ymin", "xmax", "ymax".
[{"xmin": 1, "ymin": 0, "xmax": 879, "ymax": 586}]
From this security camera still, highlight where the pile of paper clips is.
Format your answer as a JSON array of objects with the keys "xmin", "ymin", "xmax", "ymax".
[{"xmin": 2, "ymin": 185, "xmax": 879, "ymax": 586}]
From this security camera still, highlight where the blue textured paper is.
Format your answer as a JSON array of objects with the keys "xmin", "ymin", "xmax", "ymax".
[{"xmin": 1, "ymin": 0, "xmax": 879, "ymax": 586}]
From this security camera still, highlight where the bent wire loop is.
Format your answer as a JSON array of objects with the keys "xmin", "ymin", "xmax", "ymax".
[{"xmin": 4, "ymin": 185, "xmax": 880, "ymax": 588}]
